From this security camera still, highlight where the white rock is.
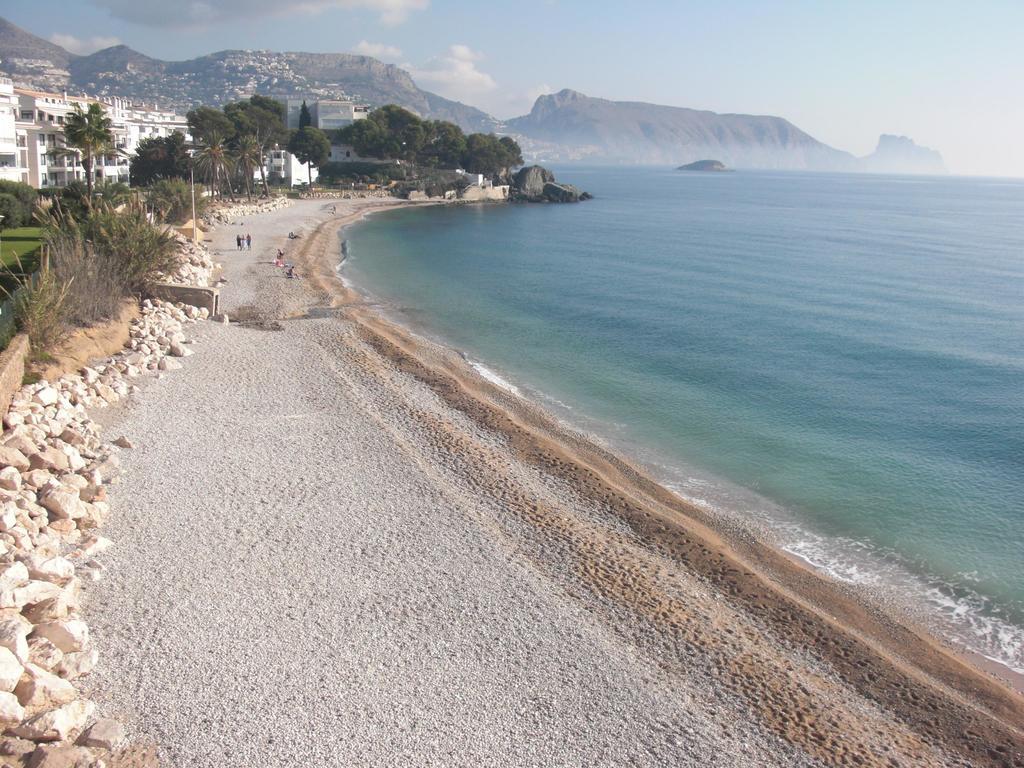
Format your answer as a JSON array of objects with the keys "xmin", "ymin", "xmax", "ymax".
[
  {"xmin": 38, "ymin": 486, "xmax": 86, "ymax": 521},
  {"xmin": 0, "ymin": 646, "xmax": 23, "ymax": 692},
  {"xmin": 27, "ymin": 637, "xmax": 63, "ymax": 672},
  {"xmin": 24, "ymin": 556, "xmax": 75, "ymax": 585},
  {"xmin": 55, "ymin": 648, "xmax": 97, "ymax": 680},
  {"xmin": 31, "ymin": 620, "xmax": 89, "ymax": 654},
  {"xmin": 0, "ymin": 616, "xmax": 31, "ymax": 663},
  {"xmin": 14, "ymin": 662, "xmax": 76, "ymax": 708},
  {"xmin": 0, "ymin": 446, "xmax": 30, "ymax": 472},
  {"xmin": 0, "ymin": 690, "xmax": 24, "ymax": 725},
  {"xmin": 33, "ymin": 388, "xmax": 59, "ymax": 407},
  {"xmin": 0, "ymin": 562, "xmax": 29, "ymax": 591},
  {"xmin": 11, "ymin": 581, "xmax": 63, "ymax": 611},
  {"xmin": 0, "ymin": 467, "xmax": 21, "ymax": 491},
  {"xmin": 80, "ymin": 718, "xmax": 125, "ymax": 750},
  {"xmin": 10, "ymin": 698, "xmax": 94, "ymax": 741}
]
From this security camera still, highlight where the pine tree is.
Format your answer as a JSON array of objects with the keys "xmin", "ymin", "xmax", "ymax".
[{"xmin": 299, "ymin": 100, "xmax": 312, "ymax": 129}]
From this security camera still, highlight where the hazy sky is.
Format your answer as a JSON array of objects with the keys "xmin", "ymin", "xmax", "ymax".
[{"xmin": 3, "ymin": 0, "xmax": 1022, "ymax": 176}]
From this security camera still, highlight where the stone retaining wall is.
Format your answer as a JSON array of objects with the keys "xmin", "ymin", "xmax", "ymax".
[{"xmin": 0, "ymin": 335, "xmax": 29, "ymax": 418}]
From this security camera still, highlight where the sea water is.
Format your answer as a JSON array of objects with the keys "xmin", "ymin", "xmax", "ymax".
[{"xmin": 344, "ymin": 168, "xmax": 1024, "ymax": 674}]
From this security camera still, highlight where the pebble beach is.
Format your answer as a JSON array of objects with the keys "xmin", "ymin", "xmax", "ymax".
[{"xmin": 76, "ymin": 199, "xmax": 1024, "ymax": 767}]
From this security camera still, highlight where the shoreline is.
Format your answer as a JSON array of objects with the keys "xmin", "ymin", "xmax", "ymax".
[
  {"xmin": 87, "ymin": 197, "xmax": 1024, "ymax": 766},
  {"xmin": 336, "ymin": 201, "xmax": 1024, "ymax": 690},
  {"xmin": 297, "ymin": 203, "xmax": 1024, "ymax": 750}
]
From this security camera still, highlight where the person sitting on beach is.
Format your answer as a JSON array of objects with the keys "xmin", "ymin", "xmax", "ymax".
[
  {"xmin": 286, "ymin": 264, "xmax": 296, "ymax": 279},
  {"xmin": 275, "ymin": 254, "xmax": 285, "ymax": 267}
]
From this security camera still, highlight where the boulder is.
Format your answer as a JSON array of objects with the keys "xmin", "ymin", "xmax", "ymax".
[
  {"xmin": 27, "ymin": 743, "xmax": 99, "ymax": 768},
  {"xmin": 31, "ymin": 620, "xmax": 89, "ymax": 654},
  {"xmin": 0, "ymin": 616, "xmax": 31, "ymax": 662},
  {"xmin": 32, "ymin": 388, "xmax": 59, "ymax": 408},
  {"xmin": 55, "ymin": 649, "xmax": 97, "ymax": 680},
  {"xmin": 28, "ymin": 449, "xmax": 70, "ymax": 474},
  {"xmin": 0, "ymin": 646, "xmax": 24, "ymax": 692},
  {"xmin": 24, "ymin": 556, "xmax": 75, "ymax": 585},
  {"xmin": 0, "ymin": 468, "xmax": 22, "ymax": 491},
  {"xmin": 14, "ymin": 662, "xmax": 77, "ymax": 708},
  {"xmin": 0, "ymin": 691, "xmax": 24, "ymax": 726},
  {"xmin": 78, "ymin": 718, "xmax": 125, "ymax": 750},
  {"xmin": 541, "ymin": 181, "xmax": 590, "ymax": 203},
  {"xmin": 38, "ymin": 487, "xmax": 86, "ymax": 521},
  {"xmin": 27, "ymin": 638, "xmax": 63, "ymax": 672},
  {"xmin": 0, "ymin": 447, "xmax": 30, "ymax": 472},
  {"xmin": 10, "ymin": 698, "xmax": 94, "ymax": 742},
  {"xmin": 512, "ymin": 165, "xmax": 555, "ymax": 199}
]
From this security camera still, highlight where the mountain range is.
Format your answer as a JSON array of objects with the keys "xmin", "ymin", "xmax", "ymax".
[{"xmin": 0, "ymin": 17, "xmax": 945, "ymax": 174}]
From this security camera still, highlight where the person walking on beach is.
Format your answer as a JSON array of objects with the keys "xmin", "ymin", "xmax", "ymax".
[
  {"xmin": 236, "ymin": 234, "xmax": 242, "ymax": 251},
  {"xmin": 246, "ymin": 233, "xmax": 252, "ymax": 250}
]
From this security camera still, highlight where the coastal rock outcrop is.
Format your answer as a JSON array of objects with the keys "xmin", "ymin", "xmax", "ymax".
[{"xmin": 511, "ymin": 165, "xmax": 591, "ymax": 203}]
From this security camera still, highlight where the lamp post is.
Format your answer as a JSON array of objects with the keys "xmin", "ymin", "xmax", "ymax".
[{"xmin": 188, "ymin": 149, "xmax": 198, "ymax": 244}]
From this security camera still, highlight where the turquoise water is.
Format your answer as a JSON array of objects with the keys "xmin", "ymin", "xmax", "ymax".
[{"xmin": 344, "ymin": 168, "xmax": 1024, "ymax": 673}]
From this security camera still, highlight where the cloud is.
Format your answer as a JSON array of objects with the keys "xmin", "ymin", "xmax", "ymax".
[
  {"xmin": 352, "ymin": 40, "xmax": 403, "ymax": 59},
  {"xmin": 49, "ymin": 33, "xmax": 122, "ymax": 55},
  {"xmin": 409, "ymin": 45, "xmax": 497, "ymax": 101},
  {"xmin": 88, "ymin": 0, "xmax": 428, "ymax": 27}
]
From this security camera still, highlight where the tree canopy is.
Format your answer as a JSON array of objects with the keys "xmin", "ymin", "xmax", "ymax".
[
  {"xmin": 186, "ymin": 106, "xmax": 235, "ymax": 144},
  {"xmin": 130, "ymin": 132, "xmax": 191, "ymax": 186},
  {"xmin": 337, "ymin": 106, "xmax": 522, "ymax": 176},
  {"xmin": 299, "ymin": 100, "xmax": 312, "ymax": 129},
  {"xmin": 60, "ymin": 103, "xmax": 116, "ymax": 203},
  {"xmin": 288, "ymin": 127, "xmax": 331, "ymax": 185}
]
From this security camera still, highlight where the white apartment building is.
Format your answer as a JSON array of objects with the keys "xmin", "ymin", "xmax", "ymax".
[
  {"xmin": 267, "ymin": 147, "xmax": 318, "ymax": 186},
  {"xmin": 0, "ymin": 79, "xmax": 21, "ymax": 183},
  {"xmin": 5, "ymin": 86, "xmax": 187, "ymax": 189},
  {"xmin": 276, "ymin": 96, "xmax": 370, "ymax": 131}
]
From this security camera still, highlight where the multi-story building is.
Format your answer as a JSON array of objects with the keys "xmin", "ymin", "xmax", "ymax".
[
  {"xmin": 269, "ymin": 96, "xmax": 372, "ymax": 185},
  {"xmin": 0, "ymin": 78, "xmax": 22, "ymax": 183},
  {"xmin": 11, "ymin": 87, "xmax": 187, "ymax": 189},
  {"xmin": 276, "ymin": 96, "xmax": 369, "ymax": 131}
]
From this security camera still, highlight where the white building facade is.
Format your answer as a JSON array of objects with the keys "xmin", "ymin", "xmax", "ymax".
[
  {"xmin": 4, "ymin": 86, "xmax": 187, "ymax": 189},
  {"xmin": 270, "ymin": 96, "xmax": 370, "ymax": 185}
]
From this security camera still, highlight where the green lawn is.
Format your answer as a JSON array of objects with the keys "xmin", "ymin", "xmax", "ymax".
[{"xmin": 0, "ymin": 227, "xmax": 42, "ymax": 271}]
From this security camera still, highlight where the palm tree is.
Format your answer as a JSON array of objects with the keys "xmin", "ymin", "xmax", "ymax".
[
  {"xmin": 234, "ymin": 135, "xmax": 262, "ymax": 201},
  {"xmin": 60, "ymin": 103, "xmax": 115, "ymax": 204},
  {"xmin": 195, "ymin": 135, "xmax": 235, "ymax": 199}
]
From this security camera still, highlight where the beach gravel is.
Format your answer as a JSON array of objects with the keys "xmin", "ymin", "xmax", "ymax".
[{"xmin": 82, "ymin": 202, "xmax": 814, "ymax": 767}]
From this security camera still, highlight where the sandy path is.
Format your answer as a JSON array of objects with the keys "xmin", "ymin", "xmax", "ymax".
[{"xmin": 80, "ymin": 199, "xmax": 1024, "ymax": 767}]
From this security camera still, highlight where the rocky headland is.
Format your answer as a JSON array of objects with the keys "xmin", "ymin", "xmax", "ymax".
[{"xmin": 510, "ymin": 165, "xmax": 592, "ymax": 203}]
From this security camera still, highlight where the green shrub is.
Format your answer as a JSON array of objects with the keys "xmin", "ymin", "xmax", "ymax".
[
  {"xmin": 42, "ymin": 200, "xmax": 179, "ymax": 324},
  {"xmin": 146, "ymin": 178, "xmax": 205, "ymax": 224},
  {"xmin": 0, "ymin": 193, "xmax": 29, "ymax": 229},
  {"xmin": 0, "ymin": 253, "xmax": 71, "ymax": 353}
]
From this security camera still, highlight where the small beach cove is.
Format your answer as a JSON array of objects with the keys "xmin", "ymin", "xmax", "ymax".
[{"xmin": 82, "ymin": 197, "xmax": 1024, "ymax": 767}]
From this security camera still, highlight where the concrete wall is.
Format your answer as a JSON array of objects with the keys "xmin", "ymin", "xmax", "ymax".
[
  {"xmin": 149, "ymin": 284, "xmax": 220, "ymax": 316},
  {"xmin": 0, "ymin": 334, "xmax": 29, "ymax": 416},
  {"xmin": 461, "ymin": 185, "xmax": 510, "ymax": 202}
]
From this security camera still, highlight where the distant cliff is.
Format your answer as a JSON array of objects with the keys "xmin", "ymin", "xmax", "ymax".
[
  {"xmin": 859, "ymin": 135, "xmax": 946, "ymax": 175},
  {"xmin": 506, "ymin": 89, "xmax": 857, "ymax": 170}
]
